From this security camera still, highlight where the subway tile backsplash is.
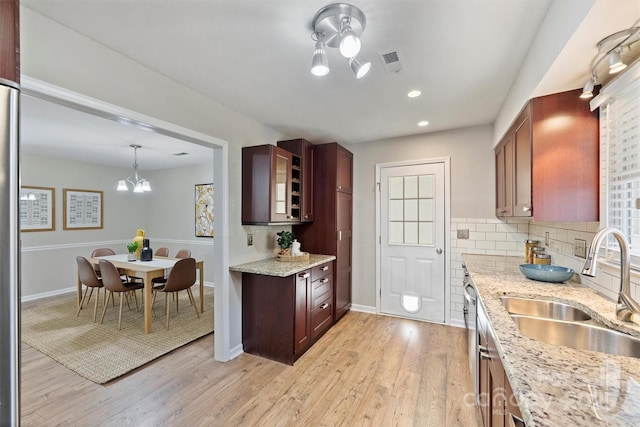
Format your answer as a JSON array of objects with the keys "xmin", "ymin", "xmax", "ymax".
[{"xmin": 450, "ymin": 218, "xmax": 640, "ymax": 323}]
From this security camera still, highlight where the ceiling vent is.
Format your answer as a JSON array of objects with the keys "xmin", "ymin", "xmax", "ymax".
[
  {"xmin": 173, "ymin": 152, "xmax": 189, "ymax": 156},
  {"xmin": 379, "ymin": 50, "xmax": 404, "ymax": 75}
]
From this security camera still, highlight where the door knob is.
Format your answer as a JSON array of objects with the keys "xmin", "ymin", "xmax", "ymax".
[{"xmin": 436, "ymin": 248, "xmax": 443, "ymax": 254}]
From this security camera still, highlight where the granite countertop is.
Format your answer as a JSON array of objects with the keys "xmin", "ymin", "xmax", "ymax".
[
  {"xmin": 463, "ymin": 254, "xmax": 640, "ymax": 427},
  {"xmin": 229, "ymin": 254, "xmax": 336, "ymax": 277}
]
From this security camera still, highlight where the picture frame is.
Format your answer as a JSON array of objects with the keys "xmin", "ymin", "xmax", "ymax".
[
  {"xmin": 195, "ymin": 183, "xmax": 214, "ymax": 237},
  {"xmin": 20, "ymin": 186, "xmax": 55, "ymax": 232},
  {"xmin": 63, "ymin": 188, "xmax": 103, "ymax": 230}
]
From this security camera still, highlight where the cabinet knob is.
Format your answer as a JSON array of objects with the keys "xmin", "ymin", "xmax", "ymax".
[
  {"xmin": 320, "ymin": 303, "xmax": 329, "ymax": 310},
  {"xmin": 498, "ymin": 209, "xmax": 506, "ymax": 214},
  {"xmin": 298, "ymin": 272, "xmax": 310, "ymax": 279},
  {"xmin": 320, "ymin": 278, "xmax": 329, "ymax": 283},
  {"xmin": 321, "ymin": 265, "xmax": 329, "ymax": 271},
  {"xmin": 436, "ymin": 248, "xmax": 443, "ymax": 254},
  {"xmin": 337, "ymin": 185, "xmax": 342, "ymax": 190},
  {"xmin": 523, "ymin": 206, "xmax": 532, "ymax": 212}
]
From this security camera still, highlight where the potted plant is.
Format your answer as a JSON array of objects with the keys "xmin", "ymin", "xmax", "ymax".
[
  {"xmin": 126, "ymin": 241, "xmax": 139, "ymax": 261},
  {"xmin": 276, "ymin": 231, "xmax": 295, "ymax": 255}
]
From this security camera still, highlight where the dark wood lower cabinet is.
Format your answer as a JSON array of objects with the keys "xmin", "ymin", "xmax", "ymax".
[
  {"xmin": 478, "ymin": 300, "xmax": 525, "ymax": 427},
  {"xmin": 242, "ymin": 261, "xmax": 334, "ymax": 365}
]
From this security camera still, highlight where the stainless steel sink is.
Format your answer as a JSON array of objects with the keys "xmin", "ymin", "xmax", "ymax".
[
  {"xmin": 511, "ymin": 315, "xmax": 640, "ymax": 358},
  {"xmin": 500, "ymin": 296, "xmax": 592, "ymax": 321}
]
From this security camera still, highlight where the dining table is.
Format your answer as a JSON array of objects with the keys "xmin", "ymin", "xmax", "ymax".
[{"xmin": 80, "ymin": 254, "xmax": 205, "ymax": 333}]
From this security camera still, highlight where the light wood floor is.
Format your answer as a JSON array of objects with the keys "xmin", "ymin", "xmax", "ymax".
[{"xmin": 21, "ymin": 305, "xmax": 480, "ymax": 426}]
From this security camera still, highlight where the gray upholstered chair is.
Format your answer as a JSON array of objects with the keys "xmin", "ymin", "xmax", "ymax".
[
  {"xmin": 152, "ymin": 257, "xmax": 199, "ymax": 329},
  {"xmin": 98, "ymin": 259, "xmax": 144, "ymax": 330},
  {"xmin": 76, "ymin": 256, "xmax": 104, "ymax": 322}
]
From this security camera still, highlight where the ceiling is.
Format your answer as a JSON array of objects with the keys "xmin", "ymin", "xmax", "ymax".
[{"xmin": 18, "ymin": 1, "xmax": 636, "ymax": 170}]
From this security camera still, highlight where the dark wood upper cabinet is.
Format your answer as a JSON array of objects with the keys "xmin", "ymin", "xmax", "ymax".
[
  {"xmin": 495, "ymin": 88, "xmax": 598, "ymax": 221},
  {"xmin": 242, "ymin": 144, "xmax": 295, "ymax": 225},
  {"xmin": 0, "ymin": 0, "xmax": 19, "ymax": 84},
  {"xmin": 278, "ymin": 138, "xmax": 314, "ymax": 222}
]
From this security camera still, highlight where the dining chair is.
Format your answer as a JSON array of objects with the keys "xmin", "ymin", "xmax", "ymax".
[
  {"xmin": 151, "ymin": 257, "xmax": 199, "ymax": 329},
  {"xmin": 98, "ymin": 259, "xmax": 144, "ymax": 330},
  {"xmin": 155, "ymin": 247, "xmax": 169, "ymax": 257},
  {"xmin": 91, "ymin": 247, "xmax": 115, "ymax": 278},
  {"xmin": 76, "ymin": 256, "xmax": 104, "ymax": 322},
  {"xmin": 151, "ymin": 248, "xmax": 192, "ymax": 287},
  {"xmin": 175, "ymin": 249, "xmax": 191, "ymax": 258}
]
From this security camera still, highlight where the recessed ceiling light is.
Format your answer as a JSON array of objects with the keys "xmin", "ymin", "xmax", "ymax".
[
  {"xmin": 407, "ymin": 90, "xmax": 422, "ymax": 98},
  {"xmin": 418, "ymin": 121, "xmax": 429, "ymax": 127}
]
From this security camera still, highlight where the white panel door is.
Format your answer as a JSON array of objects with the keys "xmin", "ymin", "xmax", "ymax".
[{"xmin": 380, "ymin": 162, "xmax": 445, "ymax": 322}]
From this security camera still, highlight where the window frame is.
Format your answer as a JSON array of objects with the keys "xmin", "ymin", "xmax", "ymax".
[{"xmin": 593, "ymin": 60, "xmax": 640, "ymax": 269}]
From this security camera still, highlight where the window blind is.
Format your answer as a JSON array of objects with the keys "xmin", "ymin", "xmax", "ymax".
[{"xmin": 603, "ymin": 76, "xmax": 640, "ymax": 259}]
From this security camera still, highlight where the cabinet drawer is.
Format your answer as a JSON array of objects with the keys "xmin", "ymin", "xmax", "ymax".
[
  {"xmin": 311, "ymin": 262, "xmax": 333, "ymax": 281},
  {"xmin": 311, "ymin": 294, "xmax": 333, "ymax": 339},
  {"xmin": 312, "ymin": 276, "xmax": 332, "ymax": 308}
]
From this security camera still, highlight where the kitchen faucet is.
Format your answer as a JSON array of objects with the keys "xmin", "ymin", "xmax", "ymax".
[{"xmin": 581, "ymin": 227, "xmax": 640, "ymax": 323}]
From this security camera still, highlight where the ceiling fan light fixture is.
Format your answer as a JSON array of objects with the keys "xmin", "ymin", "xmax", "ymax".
[
  {"xmin": 348, "ymin": 55, "xmax": 371, "ymax": 79},
  {"xmin": 311, "ymin": 41, "xmax": 330, "ymax": 76}
]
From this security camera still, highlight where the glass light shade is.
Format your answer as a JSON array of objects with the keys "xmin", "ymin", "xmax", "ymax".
[
  {"xmin": 117, "ymin": 179, "xmax": 128, "ymax": 191},
  {"xmin": 609, "ymin": 51, "xmax": 626, "ymax": 74},
  {"xmin": 339, "ymin": 29, "xmax": 361, "ymax": 58},
  {"xmin": 133, "ymin": 182, "xmax": 144, "ymax": 193},
  {"xmin": 348, "ymin": 56, "xmax": 371, "ymax": 79},
  {"xmin": 311, "ymin": 42, "xmax": 330, "ymax": 76},
  {"xmin": 141, "ymin": 180, "xmax": 151, "ymax": 192}
]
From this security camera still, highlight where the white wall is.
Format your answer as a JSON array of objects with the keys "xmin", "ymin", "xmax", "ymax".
[
  {"xmin": 20, "ymin": 7, "xmax": 290, "ymax": 355},
  {"xmin": 350, "ymin": 125, "xmax": 495, "ymax": 312},
  {"xmin": 20, "ymin": 154, "xmax": 216, "ymax": 297}
]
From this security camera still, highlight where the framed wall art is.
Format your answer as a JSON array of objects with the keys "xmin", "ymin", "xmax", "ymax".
[
  {"xmin": 20, "ymin": 186, "xmax": 55, "ymax": 232},
  {"xmin": 63, "ymin": 188, "xmax": 103, "ymax": 230},
  {"xmin": 195, "ymin": 183, "xmax": 214, "ymax": 237}
]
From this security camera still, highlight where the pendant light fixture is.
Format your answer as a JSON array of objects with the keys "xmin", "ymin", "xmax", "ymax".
[
  {"xmin": 310, "ymin": 3, "xmax": 371, "ymax": 79},
  {"xmin": 579, "ymin": 27, "xmax": 640, "ymax": 99},
  {"xmin": 117, "ymin": 144, "xmax": 151, "ymax": 193}
]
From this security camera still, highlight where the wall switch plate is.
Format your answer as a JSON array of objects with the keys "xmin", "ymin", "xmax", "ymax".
[
  {"xmin": 574, "ymin": 239, "xmax": 587, "ymax": 258},
  {"xmin": 457, "ymin": 229, "xmax": 469, "ymax": 239},
  {"xmin": 545, "ymin": 232, "xmax": 550, "ymax": 246},
  {"xmin": 247, "ymin": 233, "xmax": 253, "ymax": 246}
]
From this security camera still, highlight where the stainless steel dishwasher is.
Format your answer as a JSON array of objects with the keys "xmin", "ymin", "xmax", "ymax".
[{"xmin": 462, "ymin": 263, "xmax": 478, "ymax": 398}]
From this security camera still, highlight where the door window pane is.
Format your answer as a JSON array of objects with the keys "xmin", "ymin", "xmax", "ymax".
[
  {"xmin": 387, "ymin": 173, "xmax": 436, "ymax": 246},
  {"xmin": 389, "ymin": 177, "xmax": 404, "ymax": 199}
]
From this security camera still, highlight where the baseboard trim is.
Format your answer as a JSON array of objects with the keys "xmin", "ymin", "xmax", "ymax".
[
  {"xmin": 350, "ymin": 304, "xmax": 377, "ymax": 314},
  {"xmin": 448, "ymin": 318, "xmax": 465, "ymax": 329},
  {"xmin": 229, "ymin": 344, "xmax": 244, "ymax": 360},
  {"xmin": 22, "ymin": 283, "xmax": 215, "ymax": 302}
]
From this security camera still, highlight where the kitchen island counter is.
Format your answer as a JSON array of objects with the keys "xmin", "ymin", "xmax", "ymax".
[{"xmin": 464, "ymin": 253, "xmax": 640, "ymax": 427}]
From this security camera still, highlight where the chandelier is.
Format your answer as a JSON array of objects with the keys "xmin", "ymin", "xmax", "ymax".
[{"xmin": 117, "ymin": 144, "xmax": 151, "ymax": 193}]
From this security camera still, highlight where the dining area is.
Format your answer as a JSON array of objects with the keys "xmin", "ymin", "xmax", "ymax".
[{"xmin": 76, "ymin": 247, "xmax": 206, "ymax": 333}]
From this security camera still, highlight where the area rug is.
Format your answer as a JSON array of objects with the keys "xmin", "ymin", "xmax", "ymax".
[{"xmin": 21, "ymin": 287, "xmax": 214, "ymax": 384}]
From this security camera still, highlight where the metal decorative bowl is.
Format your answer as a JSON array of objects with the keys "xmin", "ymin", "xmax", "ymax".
[{"xmin": 519, "ymin": 264, "xmax": 575, "ymax": 283}]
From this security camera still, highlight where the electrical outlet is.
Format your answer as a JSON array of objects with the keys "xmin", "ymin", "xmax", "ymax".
[
  {"xmin": 574, "ymin": 238, "xmax": 587, "ymax": 258},
  {"xmin": 545, "ymin": 232, "xmax": 550, "ymax": 246},
  {"xmin": 247, "ymin": 233, "xmax": 253, "ymax": 246},
  {"xmin": 457, "ymin": 229, "xmax": 469, "ymax": 239}
]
